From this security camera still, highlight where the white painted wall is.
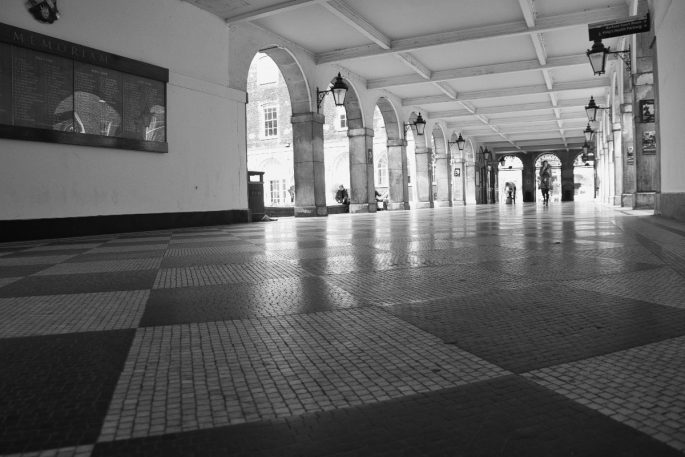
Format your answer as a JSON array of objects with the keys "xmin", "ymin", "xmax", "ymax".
[
  {"xmin": 0, "ymin": 0, "xmax": 248, "ymax": 220},
  {"xmin": 653, "ymin": 0, "xmax": 685, "ymax": 193}
]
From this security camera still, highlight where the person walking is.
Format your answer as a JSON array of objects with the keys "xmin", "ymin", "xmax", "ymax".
[{"xmin": 539, "ymin": 160, "xmax": 551, "ymax": 205}]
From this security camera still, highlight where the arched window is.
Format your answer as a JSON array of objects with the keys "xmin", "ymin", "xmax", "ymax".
[{"xmin": 256, "ymin": 55, "xmax": 279, "ymax": 85}]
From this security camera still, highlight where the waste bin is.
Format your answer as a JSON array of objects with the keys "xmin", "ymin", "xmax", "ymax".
[{"xmin": 248, "ymin": 171, "xmax": 265, "ymax": 222}]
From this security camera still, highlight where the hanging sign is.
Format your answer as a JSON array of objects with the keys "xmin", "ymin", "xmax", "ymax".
[
  {"xmin": 26, "ymin": 0, "xmax": 60, "ymax": 23},
  {"xmin": 588, "ymin": 13, "xmax": 649, "ymax": 41}
]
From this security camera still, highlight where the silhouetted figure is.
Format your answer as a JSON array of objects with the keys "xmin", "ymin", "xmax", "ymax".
[
  {"xmin": 539, "ymin": 160, "xmax": 551, "ymax": 205},
  {"xmin": 504, "ymin": 182, "xmax": 516, "ymax": 204},
  {"xmin": 335, "ymin": 185, "xmax": 350, "ymax": 206}
]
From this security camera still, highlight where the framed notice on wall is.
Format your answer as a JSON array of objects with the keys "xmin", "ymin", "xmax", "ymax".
[
  {"xmin": 639, "ymin": 99, "xmax": 654, "ymax": 123},
  {"xmin": 0, "ymin": 22, "xmax": 168, "ymax": 153},
  {"xmin": 642, "ymin": 130, "xmax": 656, "ymax": 154}
]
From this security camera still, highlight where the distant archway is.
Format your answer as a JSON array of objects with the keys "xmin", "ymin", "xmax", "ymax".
[
  {"xmin": 498, "ymin": 156, "xmax": 524, "ymax": 204},
  {"xmin": 573, "ymin": 153, "xmax": 596, "ymax": 201}
]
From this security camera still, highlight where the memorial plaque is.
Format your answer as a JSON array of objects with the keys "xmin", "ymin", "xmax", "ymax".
[
  {"xmin": 12, "ymin": 47, "xmax": 73, "ymax": 131},
  {"xmin": 0, "ymin": 43, "xmax": 11, "ymax": 125},
  {"xmin": 122, "ymin": 74, "xmax": 165, "ymax": 142},
  {"xmin": 74, "ymin": 62, "xmax": 123, "ymax": 136}
]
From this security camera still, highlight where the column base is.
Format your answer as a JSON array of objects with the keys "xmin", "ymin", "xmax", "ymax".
[
  {"xmin": 349, "ymin": 203, "xmax": 374, "ymax": 213},
  {"xmin": 635, "ymin": 192, "xmax": 656, "ymax": 209},
  {"xmin": 656, "ymin": 192, "xmax": 685, "ymax": 222},
  {"xmin": 433, "ymin": 200, "xmax": 452, "ymax": 208},
  {"xmin": 294, "ymin": 206, "xmax": 328, "ymax": 217}
]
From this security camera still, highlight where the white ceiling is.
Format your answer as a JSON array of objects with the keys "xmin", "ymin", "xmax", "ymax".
[{"xmin": 183, "ymin": 0, "xmax": 632, "ymax": 154}]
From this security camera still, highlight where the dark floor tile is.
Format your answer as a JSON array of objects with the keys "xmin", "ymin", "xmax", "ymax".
[
  {"xmin": 0, "ymin": 270, "xmax": 158, "ymax": 297},
  {"xmin": 0, "ymin": 330, "xmax": 135, "ymax": 454},
  {"xmin": 387, "ymin": 284, "xmax": 685, "ymax": 373},
  {"xmin": 0, "ymin": 264, "xmax": 53, "ymax": 278},
  {"xmin": 139, "ymin": 276, "xmax": 367, "ymax": 326},
  {"xmin": 160, "ymin": 251, "xmax": 276, "ymax": 268},
  {"xmin": 65, "ymin": 250, "xmax": 167, "ymax": 263},
  {"xmin": 2, "ymin": 248, "xmax": 91, "ymax": 258},
  {"xmin": 91, "ymin": 375, "xmax": 682, "ymax": 457}
]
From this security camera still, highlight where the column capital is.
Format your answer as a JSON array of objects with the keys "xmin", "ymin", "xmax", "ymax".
[
  {"xmin": 347, "ymin": 127, "xmax": 374, "ymax": 138},
  {"xmin": 291, "ymin": 112, "xmax": 325, "ymax": 124},
  {"xmin": 387, "ymin": 139, "xmax": 406, "ymax": 147}
]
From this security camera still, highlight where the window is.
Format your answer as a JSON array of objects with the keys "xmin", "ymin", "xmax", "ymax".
[
  {"xmin": 339, "ymin": 113, "xmax": 347, "ymax": 129},
  {"xmin": 256, "ymin": 56, "xmax": 279, "ymax": 85},
  {"xmin": 270, "ymin": 179, "xmax": 287, "ymax": 205},
  {"xmin": 375, "ymin": 154, "xmax": 388, "ymax": 187},
  {"xmin": 264, "ymin": 106, "xmax": 278, "ymax": 137}
]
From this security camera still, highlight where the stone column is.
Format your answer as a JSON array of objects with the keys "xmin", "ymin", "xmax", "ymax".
[
  {"xmin": 560, "ymin": 159, "xmax": 575, "ymax": 202},
  {"xmin": 464, "ymin": 162, "xmax": 477, "ymax": 204},
  {"xmin": 347, "ymin": 127, "xmax": 376, "ymax": 213},
  {"xmin": 387, "ymin": 139, "xmax": 409, "ymax": 210},
  {"xmin": 613, "ymin": 128, "xmax": 624, "ymax": 206},
  {"xmin": 414, "ymin": 146, "xmax": 432, "ymax": 209},
  {"xmin": 452, "ymin": 159, "xmax": 466, "ymax": 205},
  {"xmin": 632, "ymin": 6, "xmax": 657, "ymax": 209},
  {"xmin": 434, "ymin": 151, "xmax": 451, "ymax": 207},
  {"xmin": 291, "ymin": 112, "xmax": 327, "ymax": 217}
]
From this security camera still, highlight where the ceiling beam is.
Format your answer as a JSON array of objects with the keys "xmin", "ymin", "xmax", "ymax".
[
  {"xmin": 366, "ymin": 53, "xmax": 587, "ymax": 89},
  {"xmin": 316, "ymin": 5, "xmax": 627, "ymax": 63},
  {"xmin": 321, "ymin": 1, "xmax": 391, "ymax": 49},
  {"xmin": 427, "ymin": 98, "xmax": 592, "ymax": 118},
  {"xmin": 402, "ymin": 78, "xmax": 610, "ymax": 106},
  {"xmin": 395, "ymin": 53, "xmax": 432, "ymax": 79}
]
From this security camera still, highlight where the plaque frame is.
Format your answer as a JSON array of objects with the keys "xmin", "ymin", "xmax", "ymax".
[{"xmin": 0, "ymin": 22, "xmax": 168, "ymax": 153}]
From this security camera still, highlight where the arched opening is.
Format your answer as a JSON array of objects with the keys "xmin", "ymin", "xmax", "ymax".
[
  {"xmin": 322, "ymin": 94, "xmax": 350, "ymax": 206},
  {"xmin": 372, "ymin": 106, "xmax": 388, "ymax": 209},
  {"xmin": 535, "ymin": 153, "xmax": 562, "ymax": 203},
  {"xmin": 246, "ymin": 52, "xmax": 295, "ymax": 211},
  {"xmin": 374, "ymin": 97, "xmax": 404, "ymax": 210},
  {"xmin": 498, "ymin": 156, "xmax": 524, "ymax": 204},
  {"xmin": 573, "ymin": 153, "xmax": 596, "ymax": 201}
]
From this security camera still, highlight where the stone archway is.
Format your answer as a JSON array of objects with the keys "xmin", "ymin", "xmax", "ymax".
[
  {"xmin": 374, "ymin": 97, "xmax": 407, "ymax": 210},
  {"xmin": 498, "ymin": 156, "xmax": 524, "ymax": 204}
]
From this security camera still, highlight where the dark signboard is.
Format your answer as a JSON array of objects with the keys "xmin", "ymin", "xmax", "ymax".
[
  {"xmin": 0, "ymin": 22, "xmax": 167, "ymax": 153},
  {"xmin": 589, "ymin": 13, "xmax": 650, "ymax": 41},
  {"xmin": 12, "ymin": 47, "xmax": 73, "ymax": 130},
  {"xmin": 0, "ymin": 43, "xmax": 11, "ymax": 125}
]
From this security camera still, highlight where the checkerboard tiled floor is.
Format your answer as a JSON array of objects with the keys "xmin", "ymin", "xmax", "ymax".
[{"xmin": 1, "ymin": 203, "xmax": 685, "ymax": 456}]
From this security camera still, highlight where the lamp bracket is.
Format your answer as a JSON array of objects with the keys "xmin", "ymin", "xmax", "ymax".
[
  {"xmin": 316, "ymin": 88, "xmax": 329, "ymax": 113},
  {"xmin": 611, "ymin": 46, "xmax": 631, "ymax": 74}
]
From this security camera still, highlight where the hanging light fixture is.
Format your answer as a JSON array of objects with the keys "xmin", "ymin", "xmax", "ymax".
[
  {"xmin": 414, "ymin": 113, "xmax": 426, "ymax": 136},
  {"xmin": 585, "ymin": 95, "xmax": 613, "ymax": 123},
  {"xmin": 448, "ymin": 133, "xmax": 466, "ymax": 153},
  {"xmin": 403, "ymin": 113, "xmax": 427, "ymax": 138},
  {"xmin": 316, "ymin": 72, "xmax": 348, "ymax": 113},
  {"xmin": 586, "ymin": 39, "xmax": 631, "ymax": 76},
  {"xmin": 583, "ymin": 123, "xmax": 595, "ymax": 142}
]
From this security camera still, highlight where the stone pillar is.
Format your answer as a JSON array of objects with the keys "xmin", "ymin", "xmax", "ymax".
[
  {"xmin": 613, "ymin": 128, "xmax": 624, "ymax": 206},
  {"xmin": 291, "ymin": 112, "xmax": 327, "ymax": 217},
  {"xmin": 347, "ymin": 127, "xmax": 376, "ymax": 213},
  {"xmin": 434, "ymin": 150, "xmax": 451, "ymax": 207},
  {"xmin": 387, "ymin": 139, "xmax": 409, "ymax": 210},
  {"xmin": 561, "ymin": 159, "xmax": 575, "ymax": 202},
  {"xmin": 414, "ymin": 146, "xmax": 432, "ymax": 209},
  {"xmin": 452, "ymin": 159, "xmax": 465, "ymax": 205},
  {"xmin": 464, "ymin": 163, "xmax": 477, "ymax": 204},
  {"xmin": 632, "ymin": 13, "xmax": 658, "ymax": 209}
]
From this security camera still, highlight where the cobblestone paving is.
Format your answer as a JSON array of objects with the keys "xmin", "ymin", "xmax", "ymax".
[{"xmin": 1, "ymin": 203, "xmax": 685, "ymax": 456}]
